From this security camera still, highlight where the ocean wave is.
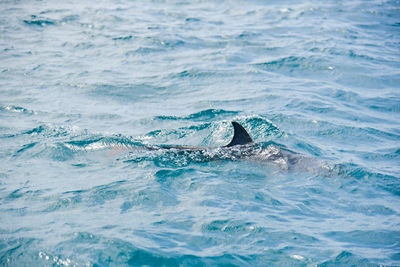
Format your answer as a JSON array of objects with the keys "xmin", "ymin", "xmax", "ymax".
[{"xmin": 154, "ymin": 109, "xmax": 239, "ymax": 121}]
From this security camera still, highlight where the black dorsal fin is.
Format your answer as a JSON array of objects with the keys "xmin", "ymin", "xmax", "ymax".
[{"xmin": 225, "ymin": 121, "xmax": 253, "ymax": 147}]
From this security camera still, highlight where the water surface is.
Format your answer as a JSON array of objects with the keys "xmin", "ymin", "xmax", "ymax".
[{"xmin": 1, "ymin": 0, "xmax": 399, "ymax": 266}]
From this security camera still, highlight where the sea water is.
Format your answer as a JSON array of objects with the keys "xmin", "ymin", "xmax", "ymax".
[{"xmin": 0, "ymin": 0, "xmax": 399, "ymax": 266}]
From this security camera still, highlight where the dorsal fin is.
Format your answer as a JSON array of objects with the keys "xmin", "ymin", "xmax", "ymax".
[{"xmin": 225, "ymin": 121, "xmax": 253, "ymax": 147}]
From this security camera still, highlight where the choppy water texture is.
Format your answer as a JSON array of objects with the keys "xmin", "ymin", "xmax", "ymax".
[{"xmin": 1, "ymin": 0, "xmax": 400, "ymax": 266}]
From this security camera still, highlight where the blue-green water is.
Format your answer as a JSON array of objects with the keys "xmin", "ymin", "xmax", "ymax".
[{"xmin": 1, "ymin": 0, "xmax": 400, "ymax": 266}]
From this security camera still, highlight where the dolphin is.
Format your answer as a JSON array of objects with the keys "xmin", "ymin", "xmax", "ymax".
[{"xmin": 129, "ymin": 121, "xmax": 320, "ymax": 172}]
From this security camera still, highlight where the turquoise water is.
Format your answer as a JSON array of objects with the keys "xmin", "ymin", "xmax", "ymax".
[{"xmin": 1, "ymin": 0, "xmax": 400, "ymax": 266}]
